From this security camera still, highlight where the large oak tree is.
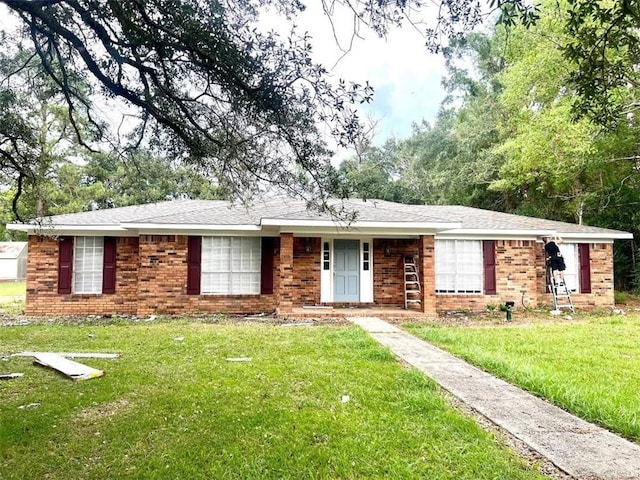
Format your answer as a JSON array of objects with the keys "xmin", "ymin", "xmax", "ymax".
[{"xmin": 1, "ymin": 0, "xmax": 638, "ymax": 217}]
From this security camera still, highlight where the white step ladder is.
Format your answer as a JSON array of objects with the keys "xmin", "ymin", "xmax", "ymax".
[{"xmin": 404, "ymin": 255, "xmax": 422, "ymax": 309}]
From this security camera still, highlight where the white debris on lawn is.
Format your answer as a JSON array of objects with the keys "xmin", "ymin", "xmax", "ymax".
[
  {"xmin": 11, "ymin": 352, "xmax": 119, "ymax": 359},
  {"xmin": 225, "ymin": 357, "xmax": 252, "ymax": 362},
  {"xmin": 33, "ymin": 353, "xmax": 105, "ymax": 381},
  {"xmin": 10, "ymin": 352, "xmax": 119, "ymax": 381}
]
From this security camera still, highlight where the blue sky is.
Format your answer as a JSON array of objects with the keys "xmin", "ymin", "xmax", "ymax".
[{"xmin": 290, "ymin": 3, "xmax": 448, "ymax": 145}]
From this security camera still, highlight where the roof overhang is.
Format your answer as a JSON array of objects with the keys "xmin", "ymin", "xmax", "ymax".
[
  {"xmin": 260, "ymin": 218, "xmax": 459, "ymax": 229},
  {"xmin": 554, "ymin": 232, "xmax": 633, "ymax": 241},
  {"xmin": 5, "ymin": 223, "xmax": 137, "ymax": 236},
  {"xmin": 437, "ymin": 229, "xmax": 633, "ymax": 241},
  {"xmin": 119, "ymin": 223, "xmax": 263, "ymax": 233},
  {"xmin": 7, "ymin": 222, "xmax": 632, "ymax": 241}
]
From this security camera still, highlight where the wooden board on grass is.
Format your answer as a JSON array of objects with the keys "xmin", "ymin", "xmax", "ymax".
[{"xmin": 32, "ymin": 353, "xmax": 104, "ymax": 381}]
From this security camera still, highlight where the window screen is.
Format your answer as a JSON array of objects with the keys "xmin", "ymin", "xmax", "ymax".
[
  {"xmin": 201, "ymin": 237, "xmax": 261, "ymax": 294},
  {"xmin": 435, "ymin": 240, "xmax": 483, "ymax": 293},
  {"xmin": 73, "ymin": 236, "xmax": 104, "ymax": 294}
]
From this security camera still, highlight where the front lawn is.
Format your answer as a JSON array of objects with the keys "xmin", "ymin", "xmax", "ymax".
[
  {"xmin": 406, "ymin": 315, "xmax": 640, "ymax": 442},
  {"xmin": 0, "ymin": 281, "xmax": 25, "ymax": 297},
  {"xmin": 0, "ymin": 322, "xmax": 546, "ymax": 479}
]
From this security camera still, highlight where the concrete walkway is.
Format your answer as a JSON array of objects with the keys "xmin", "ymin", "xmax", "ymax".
[{"xmin": 347, "ymin": 316, "xmax": 640, "ymax": 480}]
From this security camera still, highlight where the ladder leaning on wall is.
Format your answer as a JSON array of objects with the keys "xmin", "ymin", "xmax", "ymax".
[
  {"xmin": 547, "ymin": 267, "xmax": 574, "ymax": 313},
  {"xmin": 404, "ymin": 255, "xmax": 422, "ymax": 309}
]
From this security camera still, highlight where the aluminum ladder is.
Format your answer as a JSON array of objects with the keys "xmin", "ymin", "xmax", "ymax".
[
  {"xmin": 547, "ymin": 267, "xmax": 574, "ymax": 312},
  {"xmin": 404, "ymin": 255, "xmax": 422, "ymax": 309}
]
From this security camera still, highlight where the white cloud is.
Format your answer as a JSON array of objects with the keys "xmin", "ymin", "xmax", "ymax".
[{"xmin": 264, "ymin": 3, "xmax": 447, "ymax": 144}]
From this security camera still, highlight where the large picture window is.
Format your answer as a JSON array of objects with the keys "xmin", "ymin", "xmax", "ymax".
[
  {"xmin": 73, "ymin": 236, "xmax": 104, "ymax": 294},
  {"xmin": 201, "ymin": 237, "xmax": 261, "ymax": 294},
  {"xmin": 435, "ymin": 240, "xmax": 483, "ymax": 293}
]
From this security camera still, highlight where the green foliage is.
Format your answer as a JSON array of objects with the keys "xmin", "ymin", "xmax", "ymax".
[
  {"xmin": 0, "ymin": 323, "xmax": 545, "ymax": 479},
  {"xmin": 407, "ymin": 315, "xmax": 640, "ymax": 441},
  {"xmin": 338, "ymin": 0, "xmax": 640, "ymax": 288}
]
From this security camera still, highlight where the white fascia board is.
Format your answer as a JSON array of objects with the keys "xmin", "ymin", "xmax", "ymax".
[
  {"xmin": 277, "ymin": 226, "xmax": 461, "ymax": 238},
  {"xmin": 6, "ymin": 224, "xmax": 134, "ymax": 236},
  {"xmin": 557, "ymin": 232, "xmax": 632, "ymax": 241},
  {"xmin": 5, "ymin": 223, "xmax": 30, "ymax": 232},
  {"xmin": 437, "ymin": 229, "xmax": 631, "ymax": 241},
  {"xmin": 437, "ymin": 229, "xmax": 554, "ymax": 240},
  {"xmin": 261, "ymin": 218, "xmax": 461, "ymax": 230},
  {"xmin": 558, "ymin": 232, "xmax": 633, "ymax": 243},
  {"xmin": 119, "ymin": 223, "xmax": 261, "ymax": 232}
]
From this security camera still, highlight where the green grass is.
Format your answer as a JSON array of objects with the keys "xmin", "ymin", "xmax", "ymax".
[
  {"xmin": 406, "ymin": 316, "xmax": 640, "ymax": 442},
  {"xmin": 0, "ymin": 281, "xmax": 25, "ymax": 297},
  {"xmin": 0, "ymin": 323, "xmax": 546, "ymax": 479}
]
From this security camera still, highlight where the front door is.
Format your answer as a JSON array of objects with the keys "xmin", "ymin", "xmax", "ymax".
[{"xmin": 334, "ymin": 239, "xmax": 360, "ymax": 302}]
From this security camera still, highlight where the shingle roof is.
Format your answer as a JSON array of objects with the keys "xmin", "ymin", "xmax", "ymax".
[
  {"xmin": 0, "ymin": 242, "xmax": 27, "ymax": 259},
  {"xmin": 7, "ymin": 197, "xmax": 632, "ymax": 238}
]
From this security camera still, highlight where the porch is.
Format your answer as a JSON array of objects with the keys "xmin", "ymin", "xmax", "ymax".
[{"xmin": 283, "ymin": 305, "xmax": 431, "ymax": 320}]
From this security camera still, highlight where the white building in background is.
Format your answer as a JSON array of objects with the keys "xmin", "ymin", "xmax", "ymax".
[{"xmin": 0, "ymin": 242, "xmax": 27, "ymax": 280}]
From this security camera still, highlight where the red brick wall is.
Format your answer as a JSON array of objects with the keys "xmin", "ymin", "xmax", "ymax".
[
  {"xmin": 419, "ymin": 235, "xmax": 437, "ymax": 315},
  {"xmin": 373, "ymin": 238, "xmax": 421, "ymax": 307},
  {"xmin": 277, "ymin": 233, "xmax": 294, "ymax": 313},
  {"xmin": 435, "ymin": 240, "xmax": 615, "ymax": 313},
  {"xmin": 137, "ymin": 235, "xmax": 277, "ymax": 316},
  {"xmin": 23, "ymin": 235, "xmax": 617, "ymax": 317},
  {"xmin": 567, "ymin": 243, "xmax": 614, "ymax": 309},
  {"xmin": 291, "ymin": 237, "xmax": 321, "ymax": 306},
  {"xmin": 24, "ymin": 236, "xmax": 139, "ymax": 316}
]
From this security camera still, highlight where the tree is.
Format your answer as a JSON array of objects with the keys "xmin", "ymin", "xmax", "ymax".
[
  {"xmin": 1, "ymin": 0, "xmax": 638, "ymax": 218},
  {"xmin": 0, "ymin": 0, "xmax": 375, "ymax": 215},
  {"xmin": 0, "ymin": 45, "xmax": 99, "ymax": 221},
  {"xmin": 0, "ymin": 0, "xmax": 546, "ymax": 216}
]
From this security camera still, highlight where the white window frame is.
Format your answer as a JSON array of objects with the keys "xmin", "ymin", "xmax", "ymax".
[
  {"xmin": 73, "ymin": 236, "xmax": 104, "ymax": 294},
  {"xmin": 559, "ymin": 243, "xmax": 579, "ymax": 293},
  {"xmin": 435, "ymin": 239, "xmax": 483, "ymax": 294},
  {"xmin": 201, "ymin": 236, "xmax": 261, "ymax": 295}
]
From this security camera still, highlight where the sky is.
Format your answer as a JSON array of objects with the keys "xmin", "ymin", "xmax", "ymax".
[
  {"xmin": 270, "ymin": 3, "xmax": 448, "ymax": 145},
  {"xmin": 0, "ymin": 2, "xmax": 449, "ymax": 149}
]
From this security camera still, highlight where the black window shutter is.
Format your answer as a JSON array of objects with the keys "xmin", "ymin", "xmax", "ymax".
[{"xmin": 261, "ymin": 237, "xmax": 274, "ymax": 294}]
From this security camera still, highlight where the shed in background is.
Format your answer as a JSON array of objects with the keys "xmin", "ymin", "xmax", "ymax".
[{"xmin": 0, "ymin": 242, "xmax": 28, "ymax": 280}]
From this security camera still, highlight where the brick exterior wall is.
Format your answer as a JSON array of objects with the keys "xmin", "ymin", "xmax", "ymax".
[
  {"xmin": 24, "ymin": 236, "xmax": 139, "ymax": 316},
  {"xmin": 291, "ymin": 237, "xmax": 321, "ymax": 306},
  {"xmin": 435, "ymin": 240, "xmax": 616, "ymax": 313},
  {"xmin": 419, "ymin": 235, "xmax": 437, "ymax": 315},
  {"xmin": 23, "ymin": 234, "xmax": 616, "ymax": 317},
  {"xmin": 373, "ymin": 238, "xmax": 421, "ymax": 308},
  {"xmin": 435, "ymin": 240, "xmax": 534, "ymax": 312},
  {"xmin": 136, "ymin": 235, "xmax": 278, "ymax": 316}
]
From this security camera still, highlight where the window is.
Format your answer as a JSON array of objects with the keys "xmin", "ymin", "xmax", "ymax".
[
  {"xmin": 435, "ymin": 240, "xmax": 483, "ymax": 293},
  {"xmin": 73, "ymin": 236, "xmax": 104, "ymax": 294},
  {"xmin": 362, "ymin": 242, "xmax": 370, "ymax": 271},
  {"xmin": 201, "ymin": 237, "xmax": 261, "ymax": 294},
  {"xmin": 323, "ymin": 242, "xmax": 330, "ymax": 270}
]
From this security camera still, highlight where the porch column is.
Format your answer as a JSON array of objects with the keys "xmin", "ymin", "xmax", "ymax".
[
  {"xmin": 277, "ymin": 232, "xmax": 294, "ymax": 314},
  {"xmin": 419, "ymin": 235, "xmax": 437, "ymax": 315}
]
